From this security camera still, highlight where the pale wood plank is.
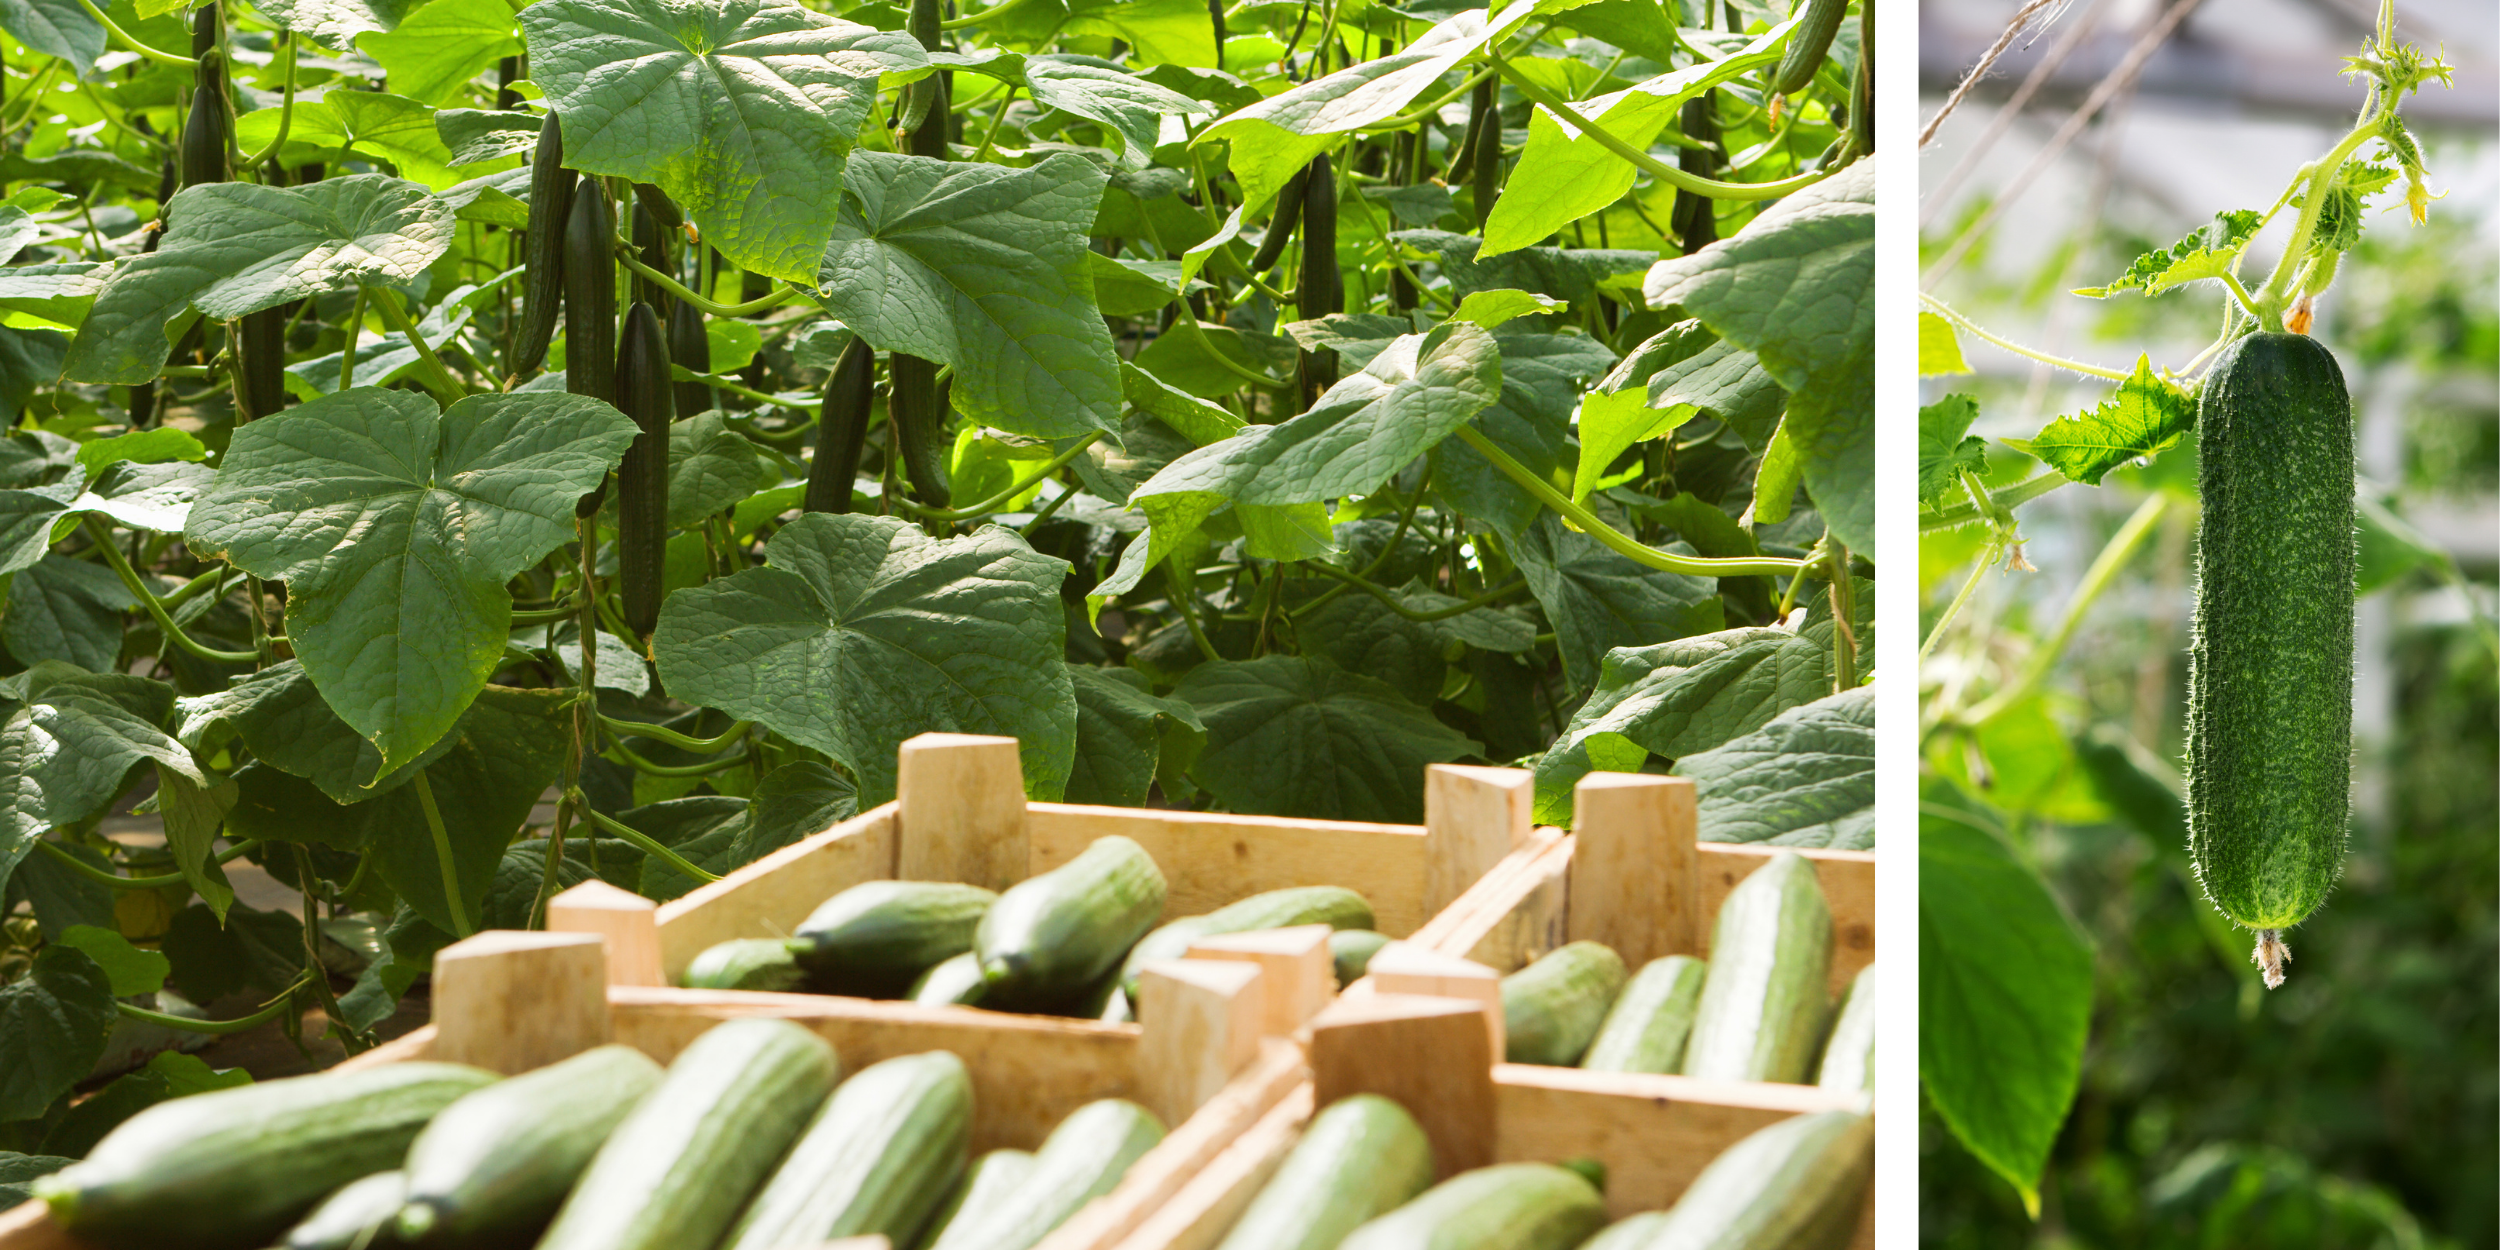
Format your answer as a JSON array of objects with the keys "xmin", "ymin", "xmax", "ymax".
[
  {"xmin": 1569, "ymin": 774, "xmax": 1698, "ymax": 966},
  {"xmin": 546, "ymin": 880, "xmax": 663, "ymax": 986},
  {"xmin": 428, "ymin": 932, "xmax": 607, "ymax": 1074},
  {"xmin": 1307, "ymin": 993, "xmax": 1495, "ymax": 1177},
  {"xmin": 1184, "ymin": 925, "xmax": 1334, "ymax": 1038},
  {"xmin": 1423, "ymin": 765, "xmax": 1532, "ymax": 916},
  {"xmin": 897, "ymin": 733, "xmax": 1029, "ymax": 891},
  {"xmin": 1363, "ymin": 942, "xmax": 1504, "ymax": 1061},
  {"xmin": 1026, "ymin": 805, "xmax": 1433, "ymax": 935},
  {"xmin": 1103, "ymin": 1083, "xmax": 1313, "ymax": 1250},
  {"xmin": 653, "ymin": 804, "xmax": 898, "ymax": 982},
  {"xmin": 1135, "ymin": 960, "xmax": 1264, "ymax": 1129}
]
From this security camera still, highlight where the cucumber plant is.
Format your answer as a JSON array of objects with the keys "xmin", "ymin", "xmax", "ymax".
[
  {"xmin": 0, "ymin": 0, "xmax": 1872, "ymax": 1145},
  {"xmin": 1916, "ymin": 0, "xmax": 2481, "ymax": 1219}
]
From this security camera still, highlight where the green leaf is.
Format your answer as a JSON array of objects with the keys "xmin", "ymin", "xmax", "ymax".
[
  {"xmin": 1670, "ymin": 686, "xmax": 1872, "ymax": 849},
  {"xmin": 179, "ymin": 661, "xmax": 452, "ymax": 804},
  {"xmin": 1481, "ymin": 18, "xmax": 1795, "ymax": 257},
  {"xmin": 1917, "ymin": 393, "xmax": 1987, "ymax": 506},
  {"xmin": 0, "ymin": 0, "xmax": 104, "ymax": 78},
  {"xmin": 255, "ymin": 0, "xmax": 417, "ymax": 46},
  {"xmin": 359, "ymin": 0, "xmax": 522, "ymax": 106},
  {"xmin": 1173, "ymin": 655, "xmax": 1479, "ymax": 823},
  {"xmin": 1121, "ymin": 361, "xmax": 1243, "ymax": 447},
  {"xmin": 1917, "ymin": 310, "xmax": 1970, "ymax": 376},
  {"xmin": 0, "ymin": 326, "xmax": 66, "ymax": 414},
  {"xmin": 186, "ymin": 388, "xmax": 636, "ymax": 771},
  {"xmin": 2074, "ymin": 209, "xmax": 2262, "ymax": 298},
  {"xmin": 323, "ymin": 93, "xmax": 477, "ymax": 191},
  {"xmin": 653, "ymin": 513, "xmax": 1076, "ymax": 806},
  {"xmin": 1920, "ymin": 806, "xmax": 2095, "ymax": 1216},
  {"xmin": 668, "ymin": 410, "xmax": 775, "ymax": 530},
  {"xmin": 520, "ymin": 0, "xmax": 923, "ymax": 284},
  {"xmin": 1087, "ymin": 254, "xmax": 1208, "ymax": 317},
  {"xmin": 1430, "ymin": 330, "xmax": 1612, "ymax": 538},
  {"xmin": 39, "ymin": 1052, "xmax": 249, "ymax": 1159},
  {"xmin": 74, "ymin": 428, "xmax": 205, "ymax": 479},
  {"xmin": 436, "ymin": 109, "xmax": 544, "ymax": 167},
  {"xmin": 1019, "ymin": 57, "xmax": 1214, "ymax": 170},
  {"xmin": 64, "ymin": 176, "xmax": 454, "ymax": 386},
  {"xmin": 820, "ymin": 152, "xmax": 1119, "ymax": 439},
  {"xmin": 1197, "ymin": 2, "xmax": 1534, "ymax": 209},
  {"xmin": 1514, "ymin": 514, "xmax": 1719, "ymax": 695},
  {"xmin": 12, "ymin": 841, "xmax": 111, "ymax": 938},
  {"xmin": 0, "ymin": 946, "xmax": 113, "ymax": 1121},
  {"xmin": 337, "ymin": 907, "xmax": 451, "ymax": 1031},
  {"xmin": 735, "ymin": 761, "xmax": 856, "ymax": 859},
  {"xmin": 3, "ymin": 555, "xmax": 134, "ymax": 674},
  {"xmin": 71, "ymin": 462, "xmax": 212, "ymax": 535},
  {"xmin": 1067, "ymin": 663, "xmax": 1203, "ymax": 808},
  {"xmin": 0, "ymin": 481, "xmax": 80, "ymax": 581},
  {"xmin": 0, "ymin": 262, "xmax": 106, "ymax": 326},
  {"xmin": 53, "ymin": 924, "xmax": 168, "ymax": 997},
  {"xmin": 1298, "ymin": 593, "xmax": 1451, "ymax": 707},
  {"xmin": 160, "ymin": 901, "xmax": 302, "ymax": 1004},
  {"xmin": 1448, "ymin": 288, "xmax": 1569, "ymax": 328},
  {"xmin": 1531, "ymin": 626, "xmax": 1830, "ymax": 822},
  {"xmin": 0, "ymin": 1153, "xmax": 74, "ymax": 1212},
  {"xmin": 1644, "ymin": 158, "xmax": 1873, "ymax": 556},
  {"xmin": 0, "ymin": 666, "xmax": 205, "ymax": 906},
  {"xmin": 1395, "ymin": 229, "xmax": 1654, "ymax": 306},
  {"xmin": 2013, "ymin": 357, "xmax": 2193, "ymax": 486}
]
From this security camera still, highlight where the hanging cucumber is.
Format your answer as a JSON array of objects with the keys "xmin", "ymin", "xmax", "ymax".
[
  {"xmin": 668, "ymin": 295, "xmax": 712, "ymax": 417},
  {"xmin": 614, "ymin": 300, "xmax": 675, "ymax": 637},
  {"xmin": 511, "ymin": 114, "xmax": 575, "ymax": 379},
  {"xmin": 564, "ymin": 178, "xmax": 617, "ymax": 518},
  {"xmin": 1770, "ymin": 0, "xmax": 1846, "ymax": 96},
  {"xmin": 630, "ymin": 202, "xmax": 669, "ymax": 310},
  {"xmin": 1247, "ymin": 165, "xmax": 1311, "ymax": 275},
  {"xmin": 233, "ymin": 305, "xmax": 288, "ymax": 421},
  {"xmin": 805, "ymin": 336, "xmax": 874, "ymax": 515},
  {"xmin": 1295, "ymin": 153, "xmax": 1342, "ymax": 410},
  {"xmin": 177, "ymin": 6, "xmax": 228, "ymax": 191},
  {"xmin": 888, "ymin": 354, "xmax": 953, "ymax": 507},
  {"xmin": 1465, "ymin": 76, "xmax": 1500, "ymax": 229},
  {"xmin": 2187, "ymin": 331, "xmax": 2355, "ymax": 988}
]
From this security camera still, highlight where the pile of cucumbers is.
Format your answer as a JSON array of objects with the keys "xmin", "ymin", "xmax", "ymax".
[
  {"xmin": 1214, "ymin": 1090, "xmax": 1871, "ymax": 1250},
  {"xmin": 682, "ymin": 835, "xmax": 1385, "ymax": 1022},
  {"xmin": 1499, "ymin": 852, "xmax": 1874, "ymax": 1088},
  {"xmin": 33, "ymin": 1017, "xmax": 1165, "ymax": 1250}
]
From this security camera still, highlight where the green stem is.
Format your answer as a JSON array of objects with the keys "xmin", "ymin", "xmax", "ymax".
[
  {"xmin": 1490, "ymin": 51, "xmax": 1830, "ymax": 202},
  {"xmin": 597, "ymin": 713, "xmax": 751, "ymax": 754},
  {"xmin": 1175, "ymin": 297, "xmax": 1288, "ymax": 388},
  {"xmin": 410, "ymin": 771, "xmax": 474, "ymax": 937},
  {"xmin": 672, "ymin": 366, "xmax": 818, "ymax": 412},
  {"xmin": 890, "ymin": 432, "xmax": 1106, "ymax": 522},
  {"xmin": 36, "ymin": 836, "xmax": 260, "ymax": 890},
  {"xmin": 239, "ymin": 37, "xmax": 297, "ymax": 171},
  {"xmin": 2250, "ymin": 118, "xmax": 2383, "ymax": 327},
  {"xmin": 568, "ymin": 792, "xmax": 724, "ymax": 885},
  {"xmin": 365, "ymin": 284, "xmax": 470, "ymax": 402},
  {"xmin": 1363, "ymin": 64, "xmax": 1498, "ymax": 133},
  {"xmin": 1168, "ymin": 590, "xmax": 1222, "ymax": 663},
  {"xmin": 117, "ymin": 983, "xmax": 303, "ymax": 1035},
  {"xmin": 1918, "ymin": 294, "xmax": 2130, "ymax": 381},
  {"xmin": 1347, "ymin": 193, "xmax": 1452, "ymax": 310},
  {"xmin": 1453, "ymin": 426, "xmax": 1806, "ymax": 576},
  {"xmin": 1962, "ymin": 492, "xmax": 2170, "ymax": 726},
  {"xmin": 511, "ymin": 597, "xmax": 587, "ymax": 625},
  {"xmin": 85, "ymin": 518, "xmax": 262, "ymax": 664},
  {"xmin": 75, "ymin": 0, "xmax": 195, "ymax": 66},
  {"xmin": 617, "ymin": 248, "xmax": 796, "ymax": 317},
  {"xmin": 1305, "ymin": 563, "xmax": 1525, "ymax": 620},
  {"xmin": 1918, "ymin": 532, "xmax": 2005, "ymax": 670},
  {"xmin": 606, "ymin": 736, "xmax": 753, "ymax": 778},
  {"xmin": 1921, "ymin": 473, "xmax": 2069, "ymax": 532},
  {"xmin": 338, "ymin": 286, "xmax": 365, "ymax": 391}
]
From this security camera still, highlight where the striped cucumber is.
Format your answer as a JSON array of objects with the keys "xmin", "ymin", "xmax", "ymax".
[
  {"xmin": 1330, "ymin": 929, "xmax": 1392, "ymax": 987},
  {"xmin": 1815, "ymin": 963, "xmax": 1874, "ymax": 1092},
  {"xmin": 723, "ymin": 1052, "xmax": 973, "ymax": 1250},
  {"xmin": 805, "ymin": 335, "xmax": 874, "ymax": 515},
  {"xmin": 908, "ymin": 950, "xmax": 990, "ymax": 1006},
  {"xmin": 1681, "ymin": 852, "xmax": 1831, "ymax": 1084},
  {"xmin": 682, "ymin": 938, "xmax": 809, "ymax": 992},
  {"xmin": 615, "ymin": 299, "xmax": 674, "ymax": 636},
  {"xmin": 533, "ymin": 1019, "xmax": 838, "ymax": 1250},
  {"xmin": 281, "ymin": 1171, "xmax": 405, "ymax": 1250},
  {"xmin": 34, "ymin": 1062, "xmax": 496, "ymax": 1250},
  {"xmin": 1214, "ymin": 1094, "xmax": 1435, "ymax": 1250},
  {"xmin": 978, "ymin": 836, "xmax": 1167, "ymax": 1010},
  {"xmin": 510, "ymin": 113, "xmax": 574, "ymax": 379},
  {"xmin": 1602, "ymin": 1111, "xmax": 1870, "ymax": 1250},
  {"xmin": 1120, "ymin": 885, "xmax": 1374, "ymax": 999},
  {"xmin": 1338, "ymin": 1163, "xmax": 1607, "ymax": 1250},
  {"xmin": 1580, "ymin": 955, "xmax": 1706, "ymax": 1074},
  {"xmin": 1501, "ymin": 941, "xmax": 1629, "ymax": 1067},
  {"xmin": 793, "ymin": 880, "xmax": 997, "ymax": 998},
  {"xmin": 396, "ymin": 1044, "xmax": 663, "ymax": 1249},
  {"xmin": 926, "ymin": 1099, "xmax": 1164, "ymax": 1250},
  {"xmin": 913, "ymin": 1149, "xmax": 1036, "ymax": 1250},
  {"xmin": 2187, "ymin": 331, "xmax": 2354, "ymax": 988}
]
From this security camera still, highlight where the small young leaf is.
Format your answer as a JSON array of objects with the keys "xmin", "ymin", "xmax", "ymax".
[
  {"xmin": 1917, "ymin": 393, "xmax": 1987, "ymax": 506},
  {"xmin": 1917, "ymin": 311, "xmax": 1970, "ymax": 376},
  {"xmin": 2013, "ymin": 357, "xmax": 2194, "ymax": 486},
  {"xmin": 2073, "ymin": 209, "xmax": 2262, "ymax": 298},
  {"xmin": 54, "ymin": 924, "xmax": 170, "ymax": 997}
]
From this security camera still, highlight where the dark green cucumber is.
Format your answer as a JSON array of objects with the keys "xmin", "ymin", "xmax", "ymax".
[
  {"xmin": 281, "ymin": 1170, "xmax": 406, "ymax": 1250},
  {"xmin": 233, "ymin": 305, "xmax": 288, "ymax": 421},
  {"xmin": 913, "ymin": 1149, "xmax": 1036, "ymax": 1250},
  {"xmin": 805, "ymin": 335, "xmax": 874, "ymax": 515},
  {"xmin": 795, "ymin": 880, "xmax": 998, "ymax": 998},
  {"xmin": 178, "ymin": 6, "xmax": 227, "ymax": 191},
  {"xmin": 908, "ymin": 950, "xmax": 990, "ymax": 1006},
  {"xmin": 1604, "ymin": 1111, "xmax": 1870, "ymax": 1250},
  {"xmin": 562, "ymin": 178, "xmax": 618, "ymax": 409},
  {"xmin": 1770, "ymin": 0, "xmax": 1845, "ymax": 95},
  {"xmin": 925, "ymin": 1099, "xmax": 1165, "ymax": 1250},
  {"xmin": 668, "ymin": 294, "xmax": 712, "ymax": 418},
  {"xmin": 629, "ymin": 202, "xmax": 668, "ymax": 308},
  {"xmin": 978, "ymin": 836, "xmax": 1167, "ymax": 1009},
  {"xmin": 1214, "ymin": 1094, "xmax": 1435, "ymax": 1250},
  {"xmin": 510, "ymin": 113, "xmax": 574, "ymax": 379},
  {"xmin": 1120, "ymin": 885, "xmax": 1374, "ymax": 999},
  {"xmin": 1468, "ymin": 76, "xmax": 1501, "ymax": 231},
  {"xmin": 632, "ymin": 182, "xmax": 683, "ymax": 234},
  {"xmin": 1295, "ymin": 152, "xmax": 1342, "ymax": 409},
  {"xmin": 682, "ymin": 938, "xmax": 809, "ymax": 992},
  {"xmin": 614, "ymin": 299, "xmax": 674, "ymax": 636},
  {"xmin": 723, "ymin": 1052, "xmax": 973, "ymax": 1250},
  {"xmin": 34, "ymin": 1062, "xmax": 496, "ymax": 1250},
  {"xmin": 1248, "ymin": 164, "xmax": 1311, "ymax": 275},
  {"xmin": 1815, "ymin": 962, "xmax": 1874, "ymax": 1092},
  {"xmin": 1330, "ymin": 929, "xmax": 1392, "ymax": 987},
  {"xmin": 889, "ymin": 352, "xmax": 953, "ymax": 507},
  {"xmin": 1681, "ymin": 852, "xmax": 1831, "ymax": 1084},
  {"xmin": 1501, "ymin": 941, "xmax": 1629, "ymax": 1067},
  {"xmin": 533, "ymin": 1019, "xmax": 838, "ymax": 1250},
  {"xmin": 2187, "ymin": 331, "xmax": 2354, "ymax": 988},
  {"xmin": 1580, "ymin": 954, "xmax": 1706, "ymax": 1074},
  {"xmin": 1338, "ymin": 1163, "xmax": 1607, "ymax": 1250},
  {"xmin": 396, "ymin": 1044, "xmax": 663, "ymax": 1249}
]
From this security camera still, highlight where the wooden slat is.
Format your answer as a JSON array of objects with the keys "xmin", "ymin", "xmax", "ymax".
[
  {"xmin": 653, "ymin": 804, "xmax": 899, "ymax": 981},
  {"xmin": 1422, "ymin": 765, "xmax": 1532, "ymax": 915},
  {"xmin": 1135, "ymin": 960, "xmax": 1263, "ymax": 1129},
  {"xmin": 429, "ymin": 932, "xmax": 608, "ymax": 1074},
  {"xmin": 1408, "ymin": 831, "xmax": 1570, "ymax": 971},
  {"xmin": 0, "ymin": 1202, "xmax": 84, "ymax": 1249},
  {"xmin": 1568, "ymin": 774, "xmax": 1698, "ymax": 966},
  {"xmin": 1307, "ymin": 993, "xmax": 1496, "ymax": 1177},
  {"xmin": 897, "ymin": 733, "xmax": 1029, "ymax": 891},
  {"xmin": 1038, "ymin": 1043, "xmax": 1306, "ymax": 1250},
  {"xmin": 1026, "ymin": 805, "xmax": 1435, "ymax": 935},
  {"xmin": 1104, "ymin": 1083, "xmax": 1313, "ymax": 1250}
]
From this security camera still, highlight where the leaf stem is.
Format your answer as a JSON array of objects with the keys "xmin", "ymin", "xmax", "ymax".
[
  {"xmin": 1918, "ymin": 532, "xmax": 2004, "ymax": 669},
  {"xmin": 338, "ymin": 286, "xmax": 365, "ymax": 391},
  {"xmin": 76, "ymin": 0, "xmax": 195, "ymax": 66},
  {"xmin": 889, "ymin": 431, "xmax": 1106, "ymax": 521},
  {"xmin": 616, "ymin": 247, "xmax": 796, "ymax": 317},
  {"xmin": 410, "ymin": 770, "xmax": 474, "ymax": 937},
  {"xmin": 1452, "ymin": 425, "xmax": 1807, "ymax": 576},
  {"xmin": 606, "ymin": 735, "xmax": 753, "ymax": 778},
  {"xmin": 1304, "ymin": 562, "xmax": 1524, "ymax": 621},
  {"xmin": 364, "ymin": 284, "xmax": 470, "ymax": 402},
  {"xmin": 1488, "ymin": 49, "xmax": 1831, "ymax": 202},
  {"xmin": 671, "ymin": 365, "xmax": 816, "ymax": 412},
  {"xmin": 1173, "ymin": 297, "xmax": 1289, "ymax": 389},
  {"xmin": 597, "ymin": 713, "xmax": 752, "ymax": 754},
  {"xmin": 2250, "ymin": 117, "xmax": 2384, "ymax": 328},
  {"xmin": 239, "ymin": 36, "xmax": 298, "ymax": 172},
  {"xmin": 1961, "ymin": 492, "xmax": 2169, "ymax": 726},
  {"xmin": 117, "ymin": 981, "xmax": 305, "ymax": 1035},
  {"xmin": 35, "ymin": 836, "xmax": 259, "ymax": 890},
  {"xmin": 1918, "ymin": 294, "xmax": 2129, "ymax": 381},
  {"xmin": 1920, "ymin": 472, "xmax": 2069, "ymax": 532},
  {"xmin": 566, "ymin": 790, "xmax": 724, "ymax": 884},
  {"xmin": 85, "ymin": 518, "xmax": 263, "ymax": 664}
]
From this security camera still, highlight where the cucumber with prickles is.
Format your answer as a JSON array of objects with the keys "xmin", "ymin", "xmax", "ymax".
[
  {"xmin": 1214, "ymin": 1094, "xmax": 1435, "ymax": 1250},
  {"xmin": 510, "ymin": 114, "xmax": 575, "ymax": 378},
  {"xmin": 1119, "ymin": 885, "xmax": 1373, "ymax": 999},
  {"xmin": 805, "ymin": 335, "xmax": 875, "ymax": 514},
  {"xmin": 533, "ymin": 1019, "xmax": 838, "ymax": 1250},
  {"xmin": 1338, "ymin": 1163, "xmax": 1608, "ymax": 1250},
  {"xmin": 668, "ymin": 294, "xmax": 712, "ymax": 419},
  {"xmin": 281, "ymin": 1171, "xmax": 406, "ymax": 1250},
  {"xmin": 888, "ymin": 352, "xmax": 953, "ymax": 507},
  {"xmin": 1816, "ymin": 963, "xmax": 1875, "ymax": 1091},
  {"xmin": 723, "ymin": 1052, "xmax": 973, "ymax": 1250},
  {"xmin": 614, "ymin": 299, "xmax": 674, "ymax": 637},
  {"xmin": 33, "ymin": 1062, "xmax": 496, "ymax": 1250},
  {"xmin": 2187, "ymin": 331, "xmax": 2354, "ymax": 988},
  {"xmin": 682, "ymin": 938, "xmax": 808, "ymax": 992},
  {"xmin": 925, "ymin": 1099, "xmax": 1165, "ymax": 1250},
  {"xmin": 1580, "ymin": 954, "xmax": 1707, "ymax": 1074},
  {"xmin": 1598, "ymin": 1111, "xmax": 1871, "ymax": 1250},
  {"xmin": 1501, "ymin": 941, "xmax": 1629, "ymax": 1067},
  {"xmin": 912, "ymin": 1149, "xmax": 1036, "ymax": 1250},
  {"xmin": 908, "ymin": 950, "xmax": 989, "ymax": 1007},
  {"xmin": 1329, "ymin": 929, "xmax": 1392, "ymax": 987},
  {"xmin": 978, "ymin": 835, "xmax": 1167, "ymax": 1010},
  {"xmin": 1769, "ymin": 0, "xmax": 1846, "ymax": 96},
  {"xmin": 1681, "ymin": 852, "xmax": 1832, "ymax": 1084},
  {"xmin": 396, "ymin": 1044, "xmax": 663, "ymax": 1249},
  {"xmin": 793, "ymin": 880, "xmax": 998, "ymax": 998}
]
